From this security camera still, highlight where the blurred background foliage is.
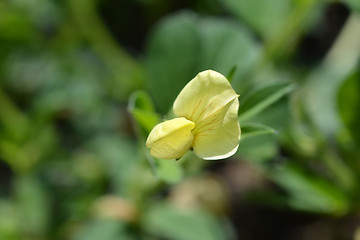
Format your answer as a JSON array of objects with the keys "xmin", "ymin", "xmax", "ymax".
[{"xmin": 0, "ymin": 0, "xmax": 360, "ymax": 239}]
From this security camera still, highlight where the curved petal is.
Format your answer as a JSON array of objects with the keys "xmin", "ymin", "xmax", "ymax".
[
  {"xmin": 192, "ymin": 98, "xmax": 240, "ymax": 160},
  {"xmin": 173, "ymin": 70, "xmax": 238, "ymax": 124},
  {"xmin": 146, "ymin": 117, "xmax": 195, "ymax": 159}
]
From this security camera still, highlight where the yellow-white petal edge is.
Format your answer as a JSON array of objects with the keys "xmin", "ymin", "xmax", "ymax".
[
  {"xmin": 146, "ymin": 117, "xmax": 195, "ymax": 159},
  {"xmin": 193, "ymin": 98, "xmax": 240, "ymax": 160},
  {"xmin": 173, "ymin": 70, "xmax": 239, "ymax": 124},
  {"xmin": 173, "ymin": 69, "xmax": 240, "ymax": 160}
]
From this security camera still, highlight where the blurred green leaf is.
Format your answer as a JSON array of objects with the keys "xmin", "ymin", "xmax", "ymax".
[
  {"xmin": 196, "ymin": 18, "xmax": 260, "ymax": 91},
  {"xmin": 237, "ymin": 134, "xmax": 277, "ymax": 161},
  {"xmin": 72, "ymin": 220, "xmax": 131, "ymax": 240},
  {"xmin": 238, "ymin": 82, "xmax": 295, "ymax": 122},
  {"xmin": 0, "ymin": 200, "xmax": 19, "ymax": 240},
  {"xmin": 0, "ymin": 139, "xmax": 30, "ymax": 172},
  {"xmin": 221, "ymin": 0, "xmax": 291, "ymax": 39},
  {"xmin": 8, "ymin": 0, "xmax": 61, "ymax": 28},
  {"xmin": 0, "ymin": 119, "xmax": 57, "ymax": 172},
  {"xmin": 0, "ymin": 88, "xmax": 30, "ymax": 143},
  {"xmin": 270, "ymin": 164, "xmax": 349, "ymax": 215},
  {"xmin": 343, "ymin": 0, "xmax": 360, "ymax": 12},
  {"xmin": 247, "ymin": 97, "xmax": 290, "ymax": 131},
  {"xmin": 153, "ymin": 158, "xmax": 183, "ymax": 184},
  {"xmin": 302, "ymin": 14, "xmax": 360, "ymax": 136},
  {"xmin": 143, "ymin": 204, "xmax": 228, "ymax": 240},
  {"xmin": 14, "ymin": 175, "xmax": 50, "ymax": 238},
  {"xmin": 337, "ymin": 71, "xmax": 360, "ymax": 146},
  {"xmin": 68, "ymin": 0, "xmax": 144, "ymax": 100},
  {"xmin": 87, "ymin": 135, "xmax": 138, "ymax": 195},
  {"xmin": 146, "ymin": 12, "xmax": 201, "ymax": 113},
  {"xmin": 128, "ymin": 90, "xmax": 160, "ymax": 135},
  {"xmin": 0, "ymin": 7, "xmax": 35, "ymax": 41},
  {"xmin": 280, "ymin": 119, "xmax": 320, "ymax": 158},
  {"xmin": 146, "ymin": 12, "xmax": 259, "ymax": 113},
  {"xmin": 87, "ymin": 136, "xmax": 138, "ymax": 174},
  {"xmin": 240, "ymin": 122, "xmax": 277, "ymax": 140}
]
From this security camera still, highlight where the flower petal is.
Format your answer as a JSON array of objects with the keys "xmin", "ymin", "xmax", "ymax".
[
  {"xmin": 146, "ymin": 117, "xmax": 195, "ymax": 159},
  {"xmin": 173, "ymin": 70, "xmax": 238, "ymax": 124},
  {"xmin": 192, "ymin": 98, "xmax": 240, "ymax": 160}
]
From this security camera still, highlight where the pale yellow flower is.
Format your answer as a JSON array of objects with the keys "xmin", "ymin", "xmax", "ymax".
[{"xmin": 146, "ymin": 70, "xmax": 241, "ymax": 160}]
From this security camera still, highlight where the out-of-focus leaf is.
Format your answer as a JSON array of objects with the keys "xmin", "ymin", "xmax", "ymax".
[
  {"xmin": 88, "ymin": 136, "xmax": 137, "ymax": 170},
  {"xmin": 0, "ymin": 200, "xmax": 19, "ymax": 240},
  {"xmin": 0, "ymin": 122, "xmax": 57, "ymax": 172},
  {"xmin": 72, "ymin": 220, "xmax": 132, "ymax": 240},
  {"xmin": 0, "ymin": 139, "xmax": 31, "ymax": 172},
  {"xmin": 240, "ymin": 122, "xmax": 277, "ymax": 140},
  {"xmin": 25, "ymin": 124, "xmax": 57, "ymax": 163},
  {"xmin": 220, "ymin": 0, "xmax": 291, "ymax": 39},
  {"xmin": 337, "ymin": 71, "xmax": 360, "ymax": 146},
  {"xmin": 236, "ymin": 134, "xmax": 277, "ymax": 161},
  {"xmin": 196, "ymin": 18, "xmax": 260, "ymax": 91},
  {"xmin": 128, "ymin": 91, "xmax": 159, "ymax": 135},
  {"xmin": 143, "ymin": 204, "xmax": 228, "ymax": 240},
  {"xmin": 154, "ymin": 158, "xmax": 183, "ymax": 184},
  {"xmin": 237, "ymin": 92, "xmax": 290, "ymax": 161},
  {"xmin": 146, "ymin": 12, "xmax": 201, "ymax": 113},
  {"xmin": 87, "ymin": 135, "xmax": 138, "ymax": 195},
  {"xmin": 0, "ymin": 8, "xmax": 35, "ymax": 41},
  {"xmin": 69, "ymin": 0, "xmax": 144, "ymax": 101},
  {"xmin": 4, "ymin": 52, "xmax": 61, "ymax": 94},
  {"xmin": 247, "ymin": 97, "xmax": 290, "ymax": 131},
  {"xmin": 343, "ymin": 0, "xmax": 360, "ymax": 12},
  {"xmin": 302, "ymin": 13, "xmax": 360, "ymax": 136},
  {"xmin": 8, "ymin": 0, "xmax": 61, "ymax": 29},
  {"xmin": 280, "ymin": 119, "xmax": 319, "ymax": 158},
  {"xmin": 146, "ymin": 12, "xmax": 259, "ymax": 113},
  {"xmin": 14, "ymin": 175, "xmax": 49, "ymax": 238},
  {"xmin": 0, "ymin": 88, "xmax": 29, "ymax": 143},
  {"xmin": 238, "ymin": 82, "xmax": 295, "ymax": 122},
  {"xmin": 270, "ymin": 164, "xmax": 349, "ymax": 215}
]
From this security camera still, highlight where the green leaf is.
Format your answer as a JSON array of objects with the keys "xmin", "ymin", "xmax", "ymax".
[
  {"xmin": 226, "ymin": 65, "xmax": 237, "ymax": 83},
  {"xmin": 343, "ymin": 0, "xmax": 360, "ymax": 12},
  {"xmin": 72, "ymin": 220, "xmax": 131, "ymax": 240},
  {"xmin": 146, "ymin": 12, "xmax": 201, "ymax": 113},
  {"xmin": 240, "ymin": 123, "xmax": 277, "ymax": 140},
  {"xmin": 302, "ymin": 14, "xmax": 360, "ymax": 136},
  {"xmin": 238, "ymin": 82, "xmax": 295, "ymax": 122},
  {"xmin": 128, "ymin": 90, "xmax": 159, "ymax": 135},
  {"xmin": 86, "ymin": 135, "xmax": 138, "ymax": 195},
  {"xmin": 154, "ymin": 158, "xmax": 183, "ymax": 184},
  {"xmin": 0, "ymin": 88, "xmax": 30, "ymax": 143},
  {"xmin": 14, "ymin": 175, "xmax": 50, "ymax": 237},
  {"xmin": 0, "ymin": 200, "xmax": 19, "ymax": 240},
  {"xmin": 237, "ymin": 123, "xmax": 278, "ymax": 161},
  {"xmin": 145, "ymin": 12, "xmax": 259, "ymax": 113},
  {"xmin": 236, "ymin": 134, "xmax": 277, "ymax": 162},
  {"xmin": 220, "ymin": 0, "xmax": 291, "ymax": 39},
  {"xmin": 196, "ymin": 18, "xmax": 260, "ymax": 90},
  {"xmin": 270, "ymin": 164, "xmax": 349, "ymax": 215},
  {"xmin": 337, "ymin": 71, "xmax": 360, "ymax": 146},
  {"xmin": 143, "ymin": 204, "xmax": 228, "ymax": 240}
]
